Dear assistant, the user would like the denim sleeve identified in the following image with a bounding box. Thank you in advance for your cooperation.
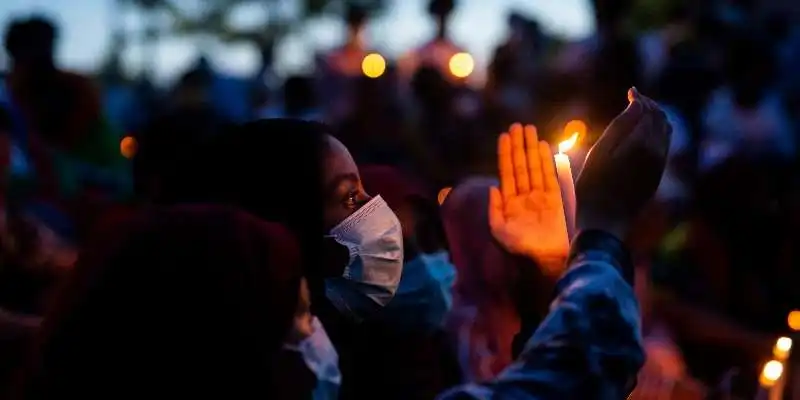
[437,230,645,400]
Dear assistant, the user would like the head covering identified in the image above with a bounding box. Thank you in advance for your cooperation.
[166,119,327,235]
[439,176,521,380]
[19,205,304,398]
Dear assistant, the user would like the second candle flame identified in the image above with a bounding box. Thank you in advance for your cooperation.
[558,133,579,154]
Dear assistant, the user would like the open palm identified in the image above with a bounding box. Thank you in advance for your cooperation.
[489,124,569,276]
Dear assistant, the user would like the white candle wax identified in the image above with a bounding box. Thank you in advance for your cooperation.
[555,152,576,239]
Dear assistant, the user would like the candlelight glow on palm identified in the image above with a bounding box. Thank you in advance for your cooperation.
[558,133,579,154]
[362,53,386,78]
[760,360,784,387]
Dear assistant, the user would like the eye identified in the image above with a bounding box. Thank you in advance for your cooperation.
[345,190,359,208]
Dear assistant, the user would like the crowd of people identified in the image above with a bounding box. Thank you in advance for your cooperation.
[0,0,798,398]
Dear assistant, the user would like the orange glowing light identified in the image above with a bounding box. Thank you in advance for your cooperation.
[788,310,800,331]
[448,53,474,78]
[438,187,453,205]
[558,133,579,154]
[564,120,587,138]
[362,53,386,78]
[120,136,138,159]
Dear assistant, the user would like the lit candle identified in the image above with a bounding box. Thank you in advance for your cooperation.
[774,337,793,360]
[555,133,578,239]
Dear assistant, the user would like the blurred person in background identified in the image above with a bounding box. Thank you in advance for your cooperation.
[440,175,535,381]
[259,75,320,121]
[652,155,796,397]
[2,16,129,207]
[317,5,372,123]
[335,74,407,167]
[486,13,541,124]
[398,0,464,84]
[701,30,796,169]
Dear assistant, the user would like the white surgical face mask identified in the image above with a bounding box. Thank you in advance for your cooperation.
[284,317,341,400]
[325,195,404,320]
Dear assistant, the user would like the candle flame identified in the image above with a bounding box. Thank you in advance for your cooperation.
[558,133,579,154]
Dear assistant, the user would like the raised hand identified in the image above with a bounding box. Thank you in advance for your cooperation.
[489,124,569,276]
[576,88,672,241]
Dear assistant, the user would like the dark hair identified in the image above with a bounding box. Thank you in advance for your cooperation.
[133,108,230,200]
[428,0,455,18]
[165,118,329,275]
[283,75,315,117]
[3,15,57,59]
[345,4,368,28]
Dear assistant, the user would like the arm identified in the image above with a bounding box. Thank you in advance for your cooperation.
[439,230,644,399]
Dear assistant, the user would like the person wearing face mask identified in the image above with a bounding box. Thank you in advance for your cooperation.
[162,120,456,399]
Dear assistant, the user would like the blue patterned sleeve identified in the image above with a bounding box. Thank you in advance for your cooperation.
[438,230,645,400]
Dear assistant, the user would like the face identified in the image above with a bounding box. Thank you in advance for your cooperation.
[321,135,371,230]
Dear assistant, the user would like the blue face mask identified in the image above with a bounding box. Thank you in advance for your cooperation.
[325,195,404,321]
[284,317,341,400]
[382,250,457,330]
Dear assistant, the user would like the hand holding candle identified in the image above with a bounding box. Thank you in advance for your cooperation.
[489,123,569,276]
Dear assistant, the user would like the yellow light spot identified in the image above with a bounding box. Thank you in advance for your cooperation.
[558,133,579,154]
[362,53,386,78]
[788,310,800,331]
[438,187,452,205]
[120,136,138,159]
[448,52,474,78]
[760,360,784,387]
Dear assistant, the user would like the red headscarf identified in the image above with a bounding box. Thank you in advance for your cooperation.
[440,176,522,381]
[17,205,304,398]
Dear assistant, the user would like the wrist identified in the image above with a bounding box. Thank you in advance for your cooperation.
[576,217,628,243]
[569,229,634,286]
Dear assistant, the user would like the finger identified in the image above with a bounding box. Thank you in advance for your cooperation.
[498,133,517,200]
[525,125,543,191]
[539,141,560,193]
[488,186,505,233]
[510,123,530,194]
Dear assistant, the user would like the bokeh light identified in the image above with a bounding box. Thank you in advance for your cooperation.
[438,187,453,205]
[448,52,474,78]
[564,120,587,138]
[760,360,784,386]
[362,53,386,78]
[788,310,800,330]
[120,136,138,159]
